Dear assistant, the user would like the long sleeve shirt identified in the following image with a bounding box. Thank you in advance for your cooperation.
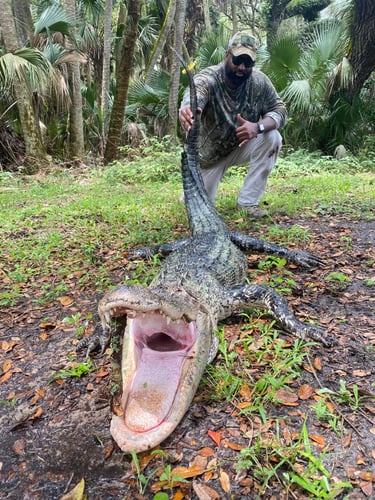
[180,63,287,167]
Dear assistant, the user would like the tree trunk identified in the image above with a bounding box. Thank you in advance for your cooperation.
[64,0,84,160]
[144,0,177,85]
[101,0,113,149]
[104,0,143,164]
[13,0,34,46]
[202,0,212,34]
[0,0,47,172]
[348,0,375,95]
[167,0,187,140]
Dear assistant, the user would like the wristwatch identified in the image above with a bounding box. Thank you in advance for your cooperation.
[257,122,265,133]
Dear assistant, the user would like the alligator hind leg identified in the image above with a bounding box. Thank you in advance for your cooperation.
[222,284,335,347]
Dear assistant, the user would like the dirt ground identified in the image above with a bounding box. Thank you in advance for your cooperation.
[0,213,374,499]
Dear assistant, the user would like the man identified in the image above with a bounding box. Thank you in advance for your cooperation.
[179,31,287,218]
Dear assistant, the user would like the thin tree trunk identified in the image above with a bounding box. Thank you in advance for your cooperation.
[144,0,177,85]
[64,0,84,160]
[167,0,187,140]
[101,0,113,149]
[104,0,143,164]
[0,0,47,172]
[202,0,212,33]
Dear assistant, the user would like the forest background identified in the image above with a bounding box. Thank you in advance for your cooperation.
[0,0,374,173]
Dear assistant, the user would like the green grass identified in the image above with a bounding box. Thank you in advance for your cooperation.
[0,147,374,497]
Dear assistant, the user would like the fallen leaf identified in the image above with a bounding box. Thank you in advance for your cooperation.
[225,441,244,451]
[192,481,220,500]
[219,469,231,493]
[39,322,56,330]
[29,407,43,420]
[275,389,299,406]
[309,434,326,447]
[353,370,371,377]
[173,490,185,500]
[199,447,215,457]
[3,360,12,372]
[59,296,74,307]
[298,384,314,400]
[342,430,352,448]
[359,481,373,497]
[1,339,19,352]
[60,478,85,500]
[0,371,13,384]
[208,430,221,447]
[313,357,322,371]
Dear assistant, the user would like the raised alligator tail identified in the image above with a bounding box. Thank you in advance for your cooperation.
[175,52,228,236]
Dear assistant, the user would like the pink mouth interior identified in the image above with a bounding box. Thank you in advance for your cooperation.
[124,312,196,433]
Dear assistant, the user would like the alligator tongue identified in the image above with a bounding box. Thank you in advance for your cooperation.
[125,334,191,432]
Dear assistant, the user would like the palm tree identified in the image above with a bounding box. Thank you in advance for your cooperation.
[0,0,48,171]
[105,0,144,163]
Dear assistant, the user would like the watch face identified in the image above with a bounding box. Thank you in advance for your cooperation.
[258,123,264,133]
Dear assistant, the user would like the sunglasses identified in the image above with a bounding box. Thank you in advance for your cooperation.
[231,54,254,68]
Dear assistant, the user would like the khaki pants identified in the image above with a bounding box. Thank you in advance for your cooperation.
[200,129,282,206]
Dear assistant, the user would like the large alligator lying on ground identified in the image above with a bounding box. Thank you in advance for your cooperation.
[81,66,331,453]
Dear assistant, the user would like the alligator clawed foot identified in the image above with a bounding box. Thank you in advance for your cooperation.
[289,250,324,269]
[77,324,111,359]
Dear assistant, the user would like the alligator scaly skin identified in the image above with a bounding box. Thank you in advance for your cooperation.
[83,64,332,453]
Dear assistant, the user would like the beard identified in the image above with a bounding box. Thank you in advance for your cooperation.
[224,65,251,87]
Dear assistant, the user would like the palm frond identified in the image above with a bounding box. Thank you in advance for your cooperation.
[34,4,74,36]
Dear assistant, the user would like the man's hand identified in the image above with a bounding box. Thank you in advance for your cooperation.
[235,114,258,147]
[179,105,202,131]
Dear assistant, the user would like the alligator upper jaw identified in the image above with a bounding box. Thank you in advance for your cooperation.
[107,308,212,453]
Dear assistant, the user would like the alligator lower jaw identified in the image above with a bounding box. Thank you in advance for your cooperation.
[110,310,206,453]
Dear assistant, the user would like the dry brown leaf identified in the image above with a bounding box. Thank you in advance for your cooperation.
[29,406,43,420]
[359,481,373,497]
[103,443,115,460]
[59,296,74,306]
[3,360,12,372]
[39,322,56,330]
[341,430,352,448]
[313,357,322,371]
[275,389,299,406]
[353,370,371,377]
[199,447,215,457]
[309,434,326,447]
[1,339,19,352]
[192,481,220,500]
[225,441,245,451]
[298,383,314,400]
[239,383,252,400]
[358,471,375,482]
[173,490,185,500]
[219,469,231,493]
[236,401,252,409]
[0,370,13,384]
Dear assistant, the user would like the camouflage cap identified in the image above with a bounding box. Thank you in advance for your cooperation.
[228,31,257,61]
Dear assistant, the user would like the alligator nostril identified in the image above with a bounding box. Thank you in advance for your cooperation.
[147,332,183,352]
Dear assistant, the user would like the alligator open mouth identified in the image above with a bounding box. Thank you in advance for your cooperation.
[123,311,196,432]
[110,310,200,451]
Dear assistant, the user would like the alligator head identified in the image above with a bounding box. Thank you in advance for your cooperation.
[98,284,218,453]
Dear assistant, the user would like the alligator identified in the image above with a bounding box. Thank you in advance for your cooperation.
[81,64,332,453]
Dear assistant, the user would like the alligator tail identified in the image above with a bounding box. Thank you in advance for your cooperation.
[176,53,228,237]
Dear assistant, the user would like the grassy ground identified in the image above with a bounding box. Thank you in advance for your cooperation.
[0,149,374,498]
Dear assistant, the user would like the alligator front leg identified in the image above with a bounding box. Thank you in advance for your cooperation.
[222,284,335,347]
[230,231,324,269]
[77,315,112,358]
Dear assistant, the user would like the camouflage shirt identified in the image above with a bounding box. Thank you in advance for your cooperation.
[180,63,287,167]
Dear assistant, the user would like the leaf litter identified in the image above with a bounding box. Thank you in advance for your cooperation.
[0,212,374,499]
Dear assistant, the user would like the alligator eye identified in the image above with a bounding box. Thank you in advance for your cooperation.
[147,332,184,352]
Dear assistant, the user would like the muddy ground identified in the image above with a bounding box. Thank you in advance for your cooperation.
[0,213,374,499]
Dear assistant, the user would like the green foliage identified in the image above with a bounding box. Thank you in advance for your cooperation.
[286,0,331,22]
[104,136,181,184]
